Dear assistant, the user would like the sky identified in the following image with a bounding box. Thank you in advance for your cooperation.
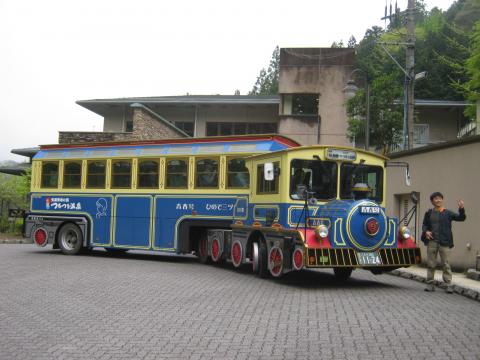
[0,0,455,162]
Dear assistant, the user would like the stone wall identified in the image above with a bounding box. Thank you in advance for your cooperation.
[131,107,186,140]
[58,131,134,144]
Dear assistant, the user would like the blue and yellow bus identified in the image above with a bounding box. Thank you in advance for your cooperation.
[25,134,420,278]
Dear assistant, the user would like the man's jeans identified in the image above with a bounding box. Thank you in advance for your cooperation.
[426,241,452,284]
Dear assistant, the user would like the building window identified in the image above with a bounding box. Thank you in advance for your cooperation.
[41,162,59,188]
[227,158,249,188]
[206,122,277,136]
[195,158,219,188]
[257,162,279,194]
[63,161,82,189]
[166,159,188,189]
[175,122,194,137]
[87,161,106,188]
[125,120,133,133]
[138,160,159,189]
[292,94,319,115]
[111,160,132,189]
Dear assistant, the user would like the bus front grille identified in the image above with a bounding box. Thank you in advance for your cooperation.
[306,248,421,267]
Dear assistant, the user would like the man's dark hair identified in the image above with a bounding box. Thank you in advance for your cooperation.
[430,192,443,201]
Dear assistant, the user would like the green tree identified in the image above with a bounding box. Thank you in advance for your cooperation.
[331,40,345,48]
[249,46,280,95]
[464,20,480,118]
[347,36,357,48]
[415,10,471,100]
[347,74,404,153]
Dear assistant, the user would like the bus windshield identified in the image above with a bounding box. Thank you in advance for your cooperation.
[290,159,337,200]
[340,163,383,202]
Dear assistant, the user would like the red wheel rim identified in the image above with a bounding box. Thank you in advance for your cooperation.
[34,228,47,247]
[211,238,220,262]
[269,247,283,277]
[293,248,303,270]
[231,241,242,267]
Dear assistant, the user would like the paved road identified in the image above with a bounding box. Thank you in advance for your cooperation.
[0,245,479,360]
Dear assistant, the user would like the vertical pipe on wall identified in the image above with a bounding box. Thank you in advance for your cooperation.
[317,115,321,144]
[194,104,198,137]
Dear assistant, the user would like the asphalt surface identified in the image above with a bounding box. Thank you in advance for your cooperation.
[0,245,479,360]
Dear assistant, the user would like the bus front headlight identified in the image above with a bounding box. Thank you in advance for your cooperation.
[400,226,411,239]
[315,225,329,239]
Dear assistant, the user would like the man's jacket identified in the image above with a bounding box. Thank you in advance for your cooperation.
[421,207,466,248]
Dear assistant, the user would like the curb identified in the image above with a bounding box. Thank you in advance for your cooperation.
[0,239,32,244]
[389,269,480,302]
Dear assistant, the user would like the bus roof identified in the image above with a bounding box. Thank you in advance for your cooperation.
[34,134,300,160]
[244,145,389,161]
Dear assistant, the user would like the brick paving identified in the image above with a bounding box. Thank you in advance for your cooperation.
[0,244,479,360]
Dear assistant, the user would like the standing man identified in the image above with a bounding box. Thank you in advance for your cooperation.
[422,192,466,293]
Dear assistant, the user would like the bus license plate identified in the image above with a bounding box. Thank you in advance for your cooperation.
[357,252,381,265]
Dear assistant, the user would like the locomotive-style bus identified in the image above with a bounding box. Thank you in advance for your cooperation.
[25,134,421,278]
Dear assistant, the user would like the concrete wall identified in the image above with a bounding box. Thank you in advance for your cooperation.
[278,48,355,146]
[386,137,480,270]
[103,107,132,132]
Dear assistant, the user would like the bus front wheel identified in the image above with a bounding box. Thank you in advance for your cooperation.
[58,223,83,255]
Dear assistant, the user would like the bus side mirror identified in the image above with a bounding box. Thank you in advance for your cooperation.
[264,162,274,181]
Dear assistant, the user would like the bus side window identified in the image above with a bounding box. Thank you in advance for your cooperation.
[138,160,159,189]
[257,162,279,194]
[63,161,82,189]
[195,158,219,188]
[87,161,106,189]
[41,162,59,188]
[111,160,132,189]
[166,159,188,189]
[227,158,249,188]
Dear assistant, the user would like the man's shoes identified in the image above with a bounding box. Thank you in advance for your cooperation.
[446,285,454,294]
[424,284,435,292]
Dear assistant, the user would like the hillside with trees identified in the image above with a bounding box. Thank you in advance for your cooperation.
[250,0,479,151]
[346,0,480,151]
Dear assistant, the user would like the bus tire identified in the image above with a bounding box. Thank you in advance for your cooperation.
[333,267,353,280]
[197,234,211,264]
[256,240,269,278]
[58,223,83,255]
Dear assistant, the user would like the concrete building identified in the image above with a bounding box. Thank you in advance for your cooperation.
[386,135,480,271]
[62,48,356,146]
[66,95,279,143]
[389,100,472,152]
[278,48,354,146]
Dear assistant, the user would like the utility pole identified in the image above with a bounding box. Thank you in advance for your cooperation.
[405,0,415,150]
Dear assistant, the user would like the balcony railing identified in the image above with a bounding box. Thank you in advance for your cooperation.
[457,122,477,138]
[390,124,430,153]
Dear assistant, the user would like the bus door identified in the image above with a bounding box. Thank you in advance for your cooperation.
[113,195,152,248]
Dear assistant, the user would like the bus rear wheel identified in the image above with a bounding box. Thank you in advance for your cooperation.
[58,223,83,255]
[197,235,211,264]
[333,267,353,280]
